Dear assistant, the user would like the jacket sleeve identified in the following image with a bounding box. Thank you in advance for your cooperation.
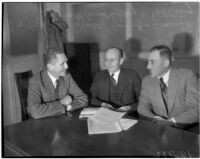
[137,78,156,119]
[27,78,65,119]
[133,71,142,101]
[67,74,88,110]
[173,71,199,124]
[130,72,142,111]
[90,73,103,106]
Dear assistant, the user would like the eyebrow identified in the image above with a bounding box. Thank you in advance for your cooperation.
[61,60,67,64]
[149,59,155,62]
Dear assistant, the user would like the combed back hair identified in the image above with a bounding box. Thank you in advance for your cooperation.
[150,45,173,64]
[106,47,123,58]
[43,48,64,66]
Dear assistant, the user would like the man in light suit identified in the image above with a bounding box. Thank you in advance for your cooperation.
[28,48,88,119]
[90,48,141,112]
[137,45,199,129]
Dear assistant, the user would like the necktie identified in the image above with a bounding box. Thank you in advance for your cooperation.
[55,79,60,99]
[110,74,117,87]
[160,78,167,94]
[159,77,168,114]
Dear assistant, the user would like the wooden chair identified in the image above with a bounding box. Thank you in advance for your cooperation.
[14,70,33,121]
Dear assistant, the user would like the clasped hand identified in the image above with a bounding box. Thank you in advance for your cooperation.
[101,102,131,112]
[60,95,72,105]
[152,116,174,127]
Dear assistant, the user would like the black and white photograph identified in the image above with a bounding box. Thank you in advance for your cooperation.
[1,1,200,157]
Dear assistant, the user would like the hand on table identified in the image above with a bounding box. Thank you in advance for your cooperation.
[152,116,174,127]
[117,105,131,112]
[101,102,114,110]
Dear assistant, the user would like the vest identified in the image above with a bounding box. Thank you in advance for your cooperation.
[109,81,121,108]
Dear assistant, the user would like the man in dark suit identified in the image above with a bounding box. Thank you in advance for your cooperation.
[138,45,199,129]
[90,48,141,112]
[28,48,88,119]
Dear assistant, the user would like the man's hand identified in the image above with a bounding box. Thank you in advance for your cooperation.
[152,117,175,127]
[60,95,72,105]
[153,116,165,120]
[101,102,114,109]
[117,105,131,112]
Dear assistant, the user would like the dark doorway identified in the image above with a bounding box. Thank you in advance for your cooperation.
[64,43,99,95]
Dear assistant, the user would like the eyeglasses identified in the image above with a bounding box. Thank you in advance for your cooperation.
[104,58,119,63]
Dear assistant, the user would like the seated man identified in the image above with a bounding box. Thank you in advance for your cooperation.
[137,45,199,128]
[28,48,88,119]
[90,48,141,112]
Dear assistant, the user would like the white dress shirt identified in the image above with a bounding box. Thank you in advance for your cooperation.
[47,71,58,88]
[158,69,171,87]
[109,69,120,84]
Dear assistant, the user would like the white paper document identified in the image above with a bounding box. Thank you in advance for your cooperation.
[79,107,100,119]
[118,118,138,130]
[87,107,138,135]
[89,107,126,123]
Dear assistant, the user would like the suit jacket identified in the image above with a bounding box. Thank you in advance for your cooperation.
[90,68,141,111]
[28,70,88,119]
[137,68,199,125]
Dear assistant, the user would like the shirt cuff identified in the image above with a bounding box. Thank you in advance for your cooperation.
[154,116,162,119]
[66,104,72,111]
[170,117,176,123]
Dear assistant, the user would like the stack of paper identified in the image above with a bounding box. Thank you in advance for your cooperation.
[79,107,100,119]
[87,107,138,135]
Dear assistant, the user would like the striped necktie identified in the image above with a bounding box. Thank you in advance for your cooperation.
[159,77,168,114]
[55,78,60,99]
[110,74,117,87]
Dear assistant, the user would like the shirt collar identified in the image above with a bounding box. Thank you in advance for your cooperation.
[109,69,120,84]
[47,71,57,84]
[109,69,120,77]
[158,69,171,86]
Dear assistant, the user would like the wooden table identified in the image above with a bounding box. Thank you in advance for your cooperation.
[3,110,199,157]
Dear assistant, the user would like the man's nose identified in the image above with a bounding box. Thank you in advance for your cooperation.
[64,62,68,69]
[147,63,151,70]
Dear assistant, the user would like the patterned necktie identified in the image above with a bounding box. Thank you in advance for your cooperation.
[159,78,167,94]
[55,78,60,99]
[110,74,117,87]
[159,77,168,114]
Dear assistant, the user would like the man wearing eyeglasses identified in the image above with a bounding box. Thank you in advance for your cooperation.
[90,47,141,112]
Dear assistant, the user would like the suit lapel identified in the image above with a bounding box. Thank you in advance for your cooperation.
[41,70,56,98]
[105,70,110,102]
[167,69,178,116]
[118,69,126,98]
[153,78,169,118]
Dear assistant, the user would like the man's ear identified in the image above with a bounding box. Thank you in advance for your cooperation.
[47,63,53,71]
[120,58,124,65]
[164,59,170,67]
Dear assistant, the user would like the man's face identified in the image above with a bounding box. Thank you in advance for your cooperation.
[147,50,166,77]
[48,53,68,77]
[105,49,123,74]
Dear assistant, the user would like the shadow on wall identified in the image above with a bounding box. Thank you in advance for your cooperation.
[123,37,149,79]
[122,33,199,79]
[171,32,193,57]
[171,32,199,76]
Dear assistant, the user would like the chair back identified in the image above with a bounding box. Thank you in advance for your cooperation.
[14,70,33,121]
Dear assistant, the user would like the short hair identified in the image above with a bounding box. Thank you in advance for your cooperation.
[106,47,123,58]
[43,48,64,66]
[150,45,172,64]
